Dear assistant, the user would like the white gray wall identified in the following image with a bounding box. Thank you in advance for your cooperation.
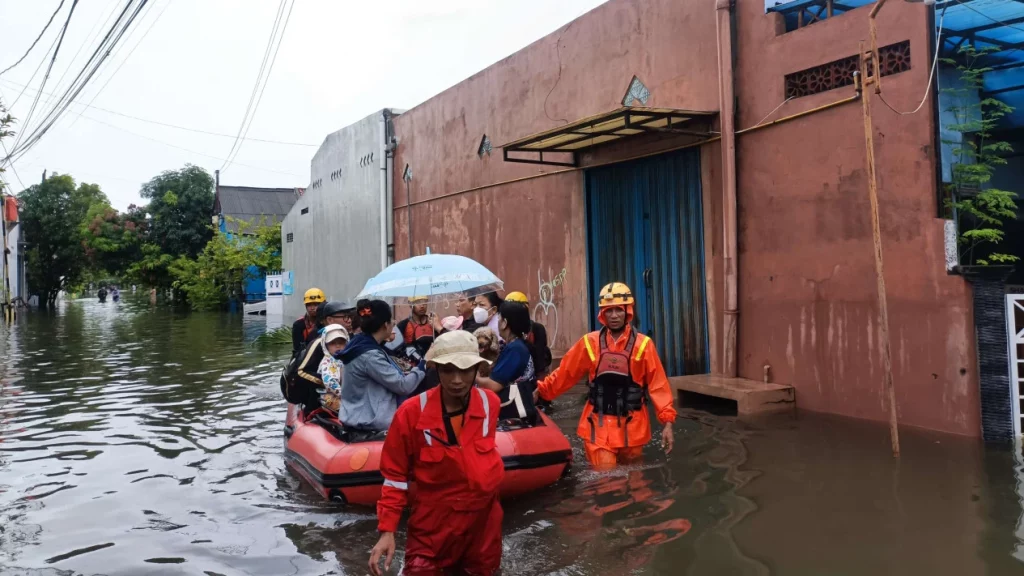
[281,110,395,318]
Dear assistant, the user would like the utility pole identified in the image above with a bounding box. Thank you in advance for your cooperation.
[858,0,901,457]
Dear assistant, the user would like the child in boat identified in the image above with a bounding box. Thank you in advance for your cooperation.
[317,324,349,414]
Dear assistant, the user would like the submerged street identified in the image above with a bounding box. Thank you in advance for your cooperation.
[0,298,1021,575]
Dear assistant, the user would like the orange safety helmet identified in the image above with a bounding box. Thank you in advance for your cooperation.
[598,282,634,308]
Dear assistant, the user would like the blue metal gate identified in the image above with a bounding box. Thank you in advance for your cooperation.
[585,148,710,376]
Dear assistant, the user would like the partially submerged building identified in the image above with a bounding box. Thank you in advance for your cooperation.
[213,179,301,302]
[280,109,399,319]
[389,0,1024,439]
[285,0,1024,440]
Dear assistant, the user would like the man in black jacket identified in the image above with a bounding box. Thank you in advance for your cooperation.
[292,288,326,356]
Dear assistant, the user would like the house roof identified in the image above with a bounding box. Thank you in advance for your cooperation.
[214,185,299,233]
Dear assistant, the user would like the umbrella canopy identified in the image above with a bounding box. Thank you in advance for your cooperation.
[356,254,503,305]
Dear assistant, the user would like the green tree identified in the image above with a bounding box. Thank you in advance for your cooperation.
[82,202,147,279]
[943,45,1020,266]
[140,164,215,259]
[169,218,282,310]
[18,174,94,308]
[0,99,12,194]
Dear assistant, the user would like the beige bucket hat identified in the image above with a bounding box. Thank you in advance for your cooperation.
[426,330,490,369]
[323,323,349,344]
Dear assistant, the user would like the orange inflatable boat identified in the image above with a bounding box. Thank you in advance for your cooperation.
[283,403,573,505]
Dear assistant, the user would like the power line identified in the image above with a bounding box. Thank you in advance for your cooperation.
[9,0,82,159]
[221,1,286,170]
[0,142,27,192]
[224,0,297,170]
[78,110,305,178]
[879,9,945,115]
[7,0,150,164]
[68,0,167,130]
[221,0,291,171]
[0,0,68,77]
[0,78,317,146]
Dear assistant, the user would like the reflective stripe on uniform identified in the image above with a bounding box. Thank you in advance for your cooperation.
[477,388,490,437]
[583,334,596,362]
[419,392,432,445]
[383,478,408,490]
[634,336,651,361]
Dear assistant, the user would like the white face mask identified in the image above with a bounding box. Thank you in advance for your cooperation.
[473,307,489,324]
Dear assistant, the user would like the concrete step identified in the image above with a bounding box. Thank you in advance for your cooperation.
[669,375,795,415]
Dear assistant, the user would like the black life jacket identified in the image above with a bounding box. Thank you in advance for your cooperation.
[587,327,646,417]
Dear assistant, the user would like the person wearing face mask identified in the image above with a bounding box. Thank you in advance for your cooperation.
[457,293,481,332]
[473,292,503,341]
[338,300,427,433]
[317,324,350,414]
[475,300,538,423]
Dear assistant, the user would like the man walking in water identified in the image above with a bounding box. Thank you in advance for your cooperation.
[535,282,675,469]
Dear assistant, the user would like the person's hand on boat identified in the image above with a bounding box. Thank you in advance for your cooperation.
[661,422,674,455]
[369,531,396,576]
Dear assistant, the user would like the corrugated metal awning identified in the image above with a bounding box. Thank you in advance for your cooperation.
[501,107,717,167]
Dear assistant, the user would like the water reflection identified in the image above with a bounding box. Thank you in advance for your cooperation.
[0,298,1023,575]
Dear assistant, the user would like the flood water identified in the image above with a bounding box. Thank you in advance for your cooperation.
[2,298,1024,575]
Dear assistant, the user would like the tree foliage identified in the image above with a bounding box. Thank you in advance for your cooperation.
[0,99,12,194]
[169,218,283,310]
[942,45,1020,266]
[140,165,215,259]
[82,202,147,278]
[18,174,96,307]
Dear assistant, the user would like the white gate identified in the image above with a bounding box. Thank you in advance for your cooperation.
[1005,294,1024,438]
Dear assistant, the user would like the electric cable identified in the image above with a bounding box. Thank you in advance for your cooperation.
[0,0,68,77]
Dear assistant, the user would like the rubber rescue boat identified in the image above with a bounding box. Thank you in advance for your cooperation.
[284,403,572,505]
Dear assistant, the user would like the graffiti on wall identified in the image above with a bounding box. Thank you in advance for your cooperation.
[535,267,567,346]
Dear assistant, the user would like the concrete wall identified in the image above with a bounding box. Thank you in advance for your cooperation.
[282,110,394,318]
[392,0,981,436]
[392,0,722,352]
[733,1,979,435]
[3,222,19,301]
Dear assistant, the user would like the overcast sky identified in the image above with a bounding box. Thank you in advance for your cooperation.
[0,0,608,210]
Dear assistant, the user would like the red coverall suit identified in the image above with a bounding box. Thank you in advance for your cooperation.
[378,386,505,576]
[537,305,677,468]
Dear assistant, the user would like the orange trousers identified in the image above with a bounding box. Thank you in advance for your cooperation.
[583,442,643,470]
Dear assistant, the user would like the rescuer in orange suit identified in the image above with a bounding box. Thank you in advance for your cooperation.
[535,282,676,469]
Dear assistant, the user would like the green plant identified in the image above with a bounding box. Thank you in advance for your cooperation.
[168,218,283,311]
[942,45,1019,266]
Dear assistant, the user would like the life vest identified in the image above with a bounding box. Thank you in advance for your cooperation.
[587,327,646,418]
[403,318,434,345]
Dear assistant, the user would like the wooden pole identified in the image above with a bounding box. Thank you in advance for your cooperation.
[859,42,901,458]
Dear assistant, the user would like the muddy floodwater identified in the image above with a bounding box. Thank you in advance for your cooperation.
[2,299,1024,575]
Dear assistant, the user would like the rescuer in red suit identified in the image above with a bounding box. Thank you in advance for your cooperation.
[370,330,504,576]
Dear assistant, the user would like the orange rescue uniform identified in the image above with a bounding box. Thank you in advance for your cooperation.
[537,325,676,466]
